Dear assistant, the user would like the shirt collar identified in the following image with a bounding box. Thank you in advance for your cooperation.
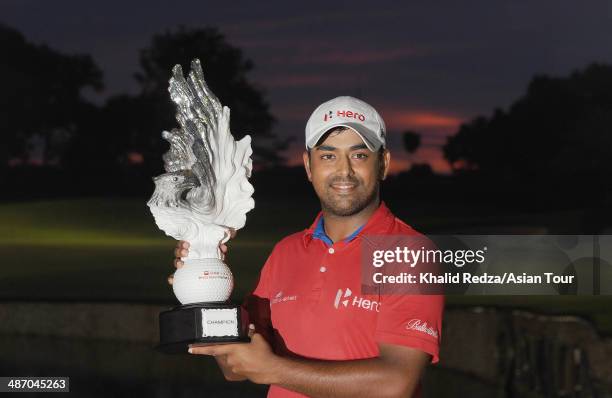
[312,216,334,246]
[302,201,394,247]
[312,216,365,247]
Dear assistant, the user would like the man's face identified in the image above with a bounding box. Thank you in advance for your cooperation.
[303,128,390,217]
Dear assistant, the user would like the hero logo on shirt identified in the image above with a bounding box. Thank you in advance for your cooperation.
[334,288,380,312]
[405,319,438,338]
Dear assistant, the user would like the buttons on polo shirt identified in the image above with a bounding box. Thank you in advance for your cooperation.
[328,247,335,254]
[319,266,327,273]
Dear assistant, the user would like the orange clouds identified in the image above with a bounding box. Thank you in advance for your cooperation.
[383,110,463,132]
[380,109,462,174]
[393,146,452,175]
[127,151,144,164]
[285,145,307,167]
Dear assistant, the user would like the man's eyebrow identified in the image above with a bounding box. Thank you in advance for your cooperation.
[315,143,368,151]
[315,145,336,151]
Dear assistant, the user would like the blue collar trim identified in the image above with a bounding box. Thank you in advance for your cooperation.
[312,217,364,247]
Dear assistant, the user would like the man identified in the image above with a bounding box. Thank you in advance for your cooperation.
[170,96,444,397]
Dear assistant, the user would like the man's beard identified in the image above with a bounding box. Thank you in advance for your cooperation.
[319,176,379,217]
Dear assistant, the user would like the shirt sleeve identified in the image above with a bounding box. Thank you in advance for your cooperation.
[374,294,444,363]
[242,246,277,344]
[373,232,444,363]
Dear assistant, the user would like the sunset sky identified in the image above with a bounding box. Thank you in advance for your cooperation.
[2,0,612,173]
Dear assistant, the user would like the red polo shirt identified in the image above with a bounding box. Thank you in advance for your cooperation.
[248,202,444,398]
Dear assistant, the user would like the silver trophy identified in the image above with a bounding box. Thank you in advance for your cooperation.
[147,59,255,353]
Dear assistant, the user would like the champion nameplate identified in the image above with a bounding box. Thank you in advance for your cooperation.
[201,308,239,337]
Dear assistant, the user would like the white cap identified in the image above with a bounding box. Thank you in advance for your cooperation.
[305,96,386,152]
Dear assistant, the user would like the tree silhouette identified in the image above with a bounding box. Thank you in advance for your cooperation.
[443,63,612,181]
[0,24,103,167]
[402,131,421,154]
[62,94,144,185]
[407,163,433,178]
[125,26,289,172]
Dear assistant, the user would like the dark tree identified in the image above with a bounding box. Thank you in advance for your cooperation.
[0,24,103,167]
[442,64,612,227]
[443,63,612,180]
[126,26,288,171]
[407,163,433,178]
[402,131,421,154]
[62,94,148,193]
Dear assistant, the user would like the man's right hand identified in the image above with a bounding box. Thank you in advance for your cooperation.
[167,240,229,285]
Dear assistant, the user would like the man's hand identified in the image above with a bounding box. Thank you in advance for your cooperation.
[188,325,429,398]
[188,325,280,385]
[167,229,234,285]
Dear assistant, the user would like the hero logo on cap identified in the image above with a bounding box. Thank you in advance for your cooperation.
[323,110,366,122]
[306,96,386,152]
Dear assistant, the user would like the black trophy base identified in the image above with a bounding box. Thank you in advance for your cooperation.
[157,301,250,354]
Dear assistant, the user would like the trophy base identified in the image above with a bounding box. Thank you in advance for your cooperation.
[157,301,250,354]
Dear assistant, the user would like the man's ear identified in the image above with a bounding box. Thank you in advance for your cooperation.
[380,149,391,181]
[303,151,312,182]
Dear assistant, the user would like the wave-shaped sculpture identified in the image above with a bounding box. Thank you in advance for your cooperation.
[147,59,255,304]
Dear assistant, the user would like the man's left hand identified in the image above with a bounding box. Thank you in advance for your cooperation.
[189,329,281,385]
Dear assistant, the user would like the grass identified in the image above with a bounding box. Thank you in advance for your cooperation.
[0,197,611,334]
[0,197,305,302]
